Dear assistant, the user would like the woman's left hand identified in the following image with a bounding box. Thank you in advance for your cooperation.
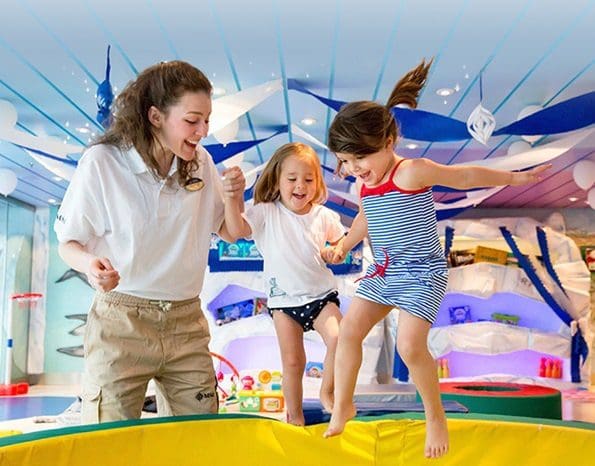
[221,166,246,200]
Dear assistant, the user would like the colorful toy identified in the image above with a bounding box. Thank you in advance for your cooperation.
[258,370,272,386]
[238,391,261,412]
[238,390,285,413]
[305,361,323,378]
[448,305,471,324]
[210,352,240,405]
[491,312,520,326]
[270,371,282,391]
[1,293,42,396]
[241,375,255,390]
[436,358,450,378]
[539,357,563,379]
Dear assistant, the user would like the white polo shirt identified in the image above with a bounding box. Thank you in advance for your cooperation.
[243,201,344,308]
[54,144,225,300]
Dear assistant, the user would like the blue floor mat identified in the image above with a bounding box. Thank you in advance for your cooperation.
[303,399,468,425]
[0,396,76,421]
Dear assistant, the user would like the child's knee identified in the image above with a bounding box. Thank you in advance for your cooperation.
[338,319,365,342]
[283,355,306,372]
[396,338,426,363]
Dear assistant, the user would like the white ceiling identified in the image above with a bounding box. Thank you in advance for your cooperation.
[0,0,594,208]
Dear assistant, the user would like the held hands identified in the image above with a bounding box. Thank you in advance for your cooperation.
[221,166,246,200]
[510,164,552,186]
[86,257,120,292]
[321,244,346,264]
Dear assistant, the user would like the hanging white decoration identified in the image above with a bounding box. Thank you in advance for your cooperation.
[222,152,245,169]
[572,159,595,190]
[588,187,595,210]
[0,100,18,129]
[517,105,543,143]
[458,128,593,170]
[238,161,258,189]
[466,73,495,146]
[291,124,329,152]
[467,103,496,145]
[213,116,239,145]
[25,149,76,182]
[209,79,282,135]
[507,140,532,157]
[0,168,18,196]
[0,99,82,157]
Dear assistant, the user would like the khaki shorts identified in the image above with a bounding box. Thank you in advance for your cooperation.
[81,291,217,424]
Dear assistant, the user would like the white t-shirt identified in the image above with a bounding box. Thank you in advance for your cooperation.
[54,144,225,300]
[243,201,344,308]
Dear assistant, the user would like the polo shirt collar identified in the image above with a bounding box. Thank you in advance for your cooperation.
[126,146,179,177]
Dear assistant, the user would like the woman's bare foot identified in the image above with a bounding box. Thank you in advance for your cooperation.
[319,389,334,413]
[323,403,356,437]
[286,411,305,426]
[425,415,449,458]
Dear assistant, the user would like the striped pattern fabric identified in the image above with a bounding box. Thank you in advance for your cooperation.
[356,169,448,323]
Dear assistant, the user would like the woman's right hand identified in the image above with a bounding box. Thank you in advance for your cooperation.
[86,257,120,292]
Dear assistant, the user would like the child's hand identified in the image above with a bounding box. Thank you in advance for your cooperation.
[87,257,120,292]
[322,245,346,264]
[221,166,246,200]
[511,164,552,185]
[321,246,335,263]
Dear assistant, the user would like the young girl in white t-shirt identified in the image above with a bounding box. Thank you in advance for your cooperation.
[233,142,345,425]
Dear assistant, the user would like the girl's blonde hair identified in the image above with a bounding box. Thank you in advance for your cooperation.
[253,142,327,205]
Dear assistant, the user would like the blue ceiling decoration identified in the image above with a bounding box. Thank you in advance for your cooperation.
[0,0,592,209]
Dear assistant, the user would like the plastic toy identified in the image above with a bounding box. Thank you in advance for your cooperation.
[270,371,282,391]
[491,312,520,326]
[0,293,42,396]
[241,375,255,390]
[448,305,471,324]
[305,361,323,378]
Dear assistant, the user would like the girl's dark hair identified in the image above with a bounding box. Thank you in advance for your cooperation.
[94,60,212,186]
[253,142,327,205]
[328,58,432,170]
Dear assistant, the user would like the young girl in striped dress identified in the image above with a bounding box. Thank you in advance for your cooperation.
[322,60,550,458]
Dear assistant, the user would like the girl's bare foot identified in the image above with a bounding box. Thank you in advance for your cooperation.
[323,403,356,437]
[319,389,334,413]
[425,415,449,458]
[286,411,305,426]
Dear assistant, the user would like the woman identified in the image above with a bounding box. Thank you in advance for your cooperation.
[55,61,246,423]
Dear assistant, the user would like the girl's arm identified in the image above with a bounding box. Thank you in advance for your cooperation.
[336,210,367,257]
[218,166,252,242]
[58,240,120,292]
[324,182,368,263]
[408,158,551,190]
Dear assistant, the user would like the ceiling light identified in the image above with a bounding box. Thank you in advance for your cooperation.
[212,87,226,96]
[405,143,418,149]
[48,198,57,204]
[76,127,91,134]
[436,88,455,97]
[52,176,63,182]
[301,117,317,126]
[568,197,578,202]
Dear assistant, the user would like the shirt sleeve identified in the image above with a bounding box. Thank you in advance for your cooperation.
[243,202,267,239]
[200,147,226,234]
[54,146,107,245]
[324,208,345,244]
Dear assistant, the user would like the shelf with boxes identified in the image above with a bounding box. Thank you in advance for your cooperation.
[429,218,591,384]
